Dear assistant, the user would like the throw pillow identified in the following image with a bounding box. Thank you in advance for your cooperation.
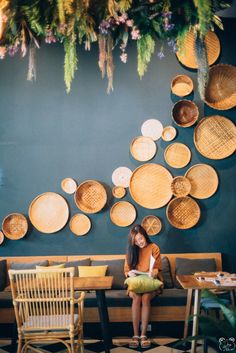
[91,259,125,289]
[10,260,49,270]
[161,256,174,289]
[124,275,163,294]
[36,263,65,278]
[52,258,91,276]
[175,258,216,288]
[0,260,7,291]
[78,265,108,277]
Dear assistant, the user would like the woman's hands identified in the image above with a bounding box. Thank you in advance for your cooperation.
[128,270,137,277]
[148,269,158,278]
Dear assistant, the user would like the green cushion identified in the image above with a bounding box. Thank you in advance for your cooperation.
[124,275,163,294]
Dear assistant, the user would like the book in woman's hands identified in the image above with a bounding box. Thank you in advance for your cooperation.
[131,270,149,275]
[131,255,156,276]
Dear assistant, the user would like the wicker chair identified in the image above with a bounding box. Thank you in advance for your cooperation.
[8,267,85,353]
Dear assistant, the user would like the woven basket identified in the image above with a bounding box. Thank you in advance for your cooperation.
[112,186,126,199]
[29,192,69,233]
[0,231,5,245]
[129,164,173,209]
[61,178,77,194]
[171,75,193,97]
[162,126,177,142]
[176,30,220,69]
[164,143,191,169]
[205,64,236,110]
[130,136,157,162]
[141,215,162,236]
[171,176,191,197]
[172,100,199,128]
[74,180,107,214]
[69,214,91,236]
[194,115,236,160]
[112,167,132,187]
[110,201,136,227]
[185,164,219,199]
[2,213,28,240]
[166,196,200,229]
[141,119,163,141]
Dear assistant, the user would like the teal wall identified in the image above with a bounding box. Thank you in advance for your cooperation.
[0,19,235,272]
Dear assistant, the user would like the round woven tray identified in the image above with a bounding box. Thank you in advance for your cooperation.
[29,192,69,233]
[164,143,191,168]
[141,119,163,141]
[130,136,157,162]
[61,178,77,194]
[110,201,136,227]
[69,214,91,236]
[185,164,219,199]
[171,176,191,197]
[112,167,132,188]
[172,100,199,128]
[112,186,126,199]
[141,215,162,236]
[0,231,5,245]
[2,213,28,240]
[205,64,236,110]
[74,180,107,214]
[162,126,177,142]
[176,30,220,69]
[129,164,173,209]
[171,75,193,97]
[166,196,201,229]
[194,115,236,160]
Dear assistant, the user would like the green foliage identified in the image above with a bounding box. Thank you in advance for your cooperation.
[64,35,78,93]
[195,31,209,100]
[193,0,213,36]
[137,34,155,78]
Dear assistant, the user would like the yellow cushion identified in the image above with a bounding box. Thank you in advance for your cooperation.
[78,265,108,277]
[36,263,65,278]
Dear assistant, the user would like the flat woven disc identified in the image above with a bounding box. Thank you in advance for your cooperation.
[2,213,28,240]
[130,136,157,161]
[112,167,132,187]
[74,180,107,214]
[141,119,163,141]
[185,164,218,199]
[29,193,69,233]
[176,30,220,69]
[61,178,77,194]
[112,186,126,199]
[110,201,136,227]
[194,116,236,160]
[129,164,173,209]
[164,143,191,168]
[0,231,5,245]
[141,215,162,236]
[171,176,191,197]
[166,196,201,229]
[162,126,177,142]
[69,214,91,236]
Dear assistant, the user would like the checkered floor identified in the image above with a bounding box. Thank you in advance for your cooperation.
[0,337,219,353]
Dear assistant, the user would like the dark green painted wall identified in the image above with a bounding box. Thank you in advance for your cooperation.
[0,19,235,271]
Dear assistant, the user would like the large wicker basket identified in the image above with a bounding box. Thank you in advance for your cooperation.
[166,196,200,229]
[2,213,28,240]
[172,100,199,128]
[74,180,107,214]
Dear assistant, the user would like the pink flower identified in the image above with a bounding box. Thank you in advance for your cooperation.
[131,27,141,40]
[0,46,6,59]
[118,13,128,23]
[126,19,133,27]
[120,52,127,63]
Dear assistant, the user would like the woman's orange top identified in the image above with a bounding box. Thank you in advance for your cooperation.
[124,243,162,280]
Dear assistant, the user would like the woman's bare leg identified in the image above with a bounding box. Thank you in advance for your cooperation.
[129,291,142,336]
[140,292,156,336]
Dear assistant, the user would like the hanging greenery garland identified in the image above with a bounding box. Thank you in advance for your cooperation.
[0,0,231,96]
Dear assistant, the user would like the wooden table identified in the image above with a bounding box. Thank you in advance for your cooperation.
[177,274,236,353]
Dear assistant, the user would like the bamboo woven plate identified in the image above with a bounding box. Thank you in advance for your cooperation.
[205,64,236,110]
[29,192,69,233]
[185,164,219,199]
[141,119,163,141]
[69,214,91,236]
[141,215,162,236]
[61,178,77,194]
[74,180,107,214]
[2,213,28,240]
[194,116,236,160]
[130,136,157,161]
[171,176,191,197]
[166,196,201,229]
[171,75,193,97]
[129,164,173,209]
[164,143,191,168]
[0,231,5,245]
[162,126,177,142]
[176,30,220,69]
[112,167,132,187]
[172,100,199,128]
[110,201,136,227]
[112,186,126,199]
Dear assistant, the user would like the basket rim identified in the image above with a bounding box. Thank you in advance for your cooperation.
[172,99,199,127]
[2,212,28,240]
[171,176,192,197]
[171,74,194,97]
[130,135,157,162]
[110,201,136,227]
[141,215,162,235]
[69,213,91,236]
[162,126,177,141]
[164,142,191,168]
[61,177,77,194]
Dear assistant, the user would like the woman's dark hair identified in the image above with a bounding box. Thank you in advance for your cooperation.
[127,224,152,269]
